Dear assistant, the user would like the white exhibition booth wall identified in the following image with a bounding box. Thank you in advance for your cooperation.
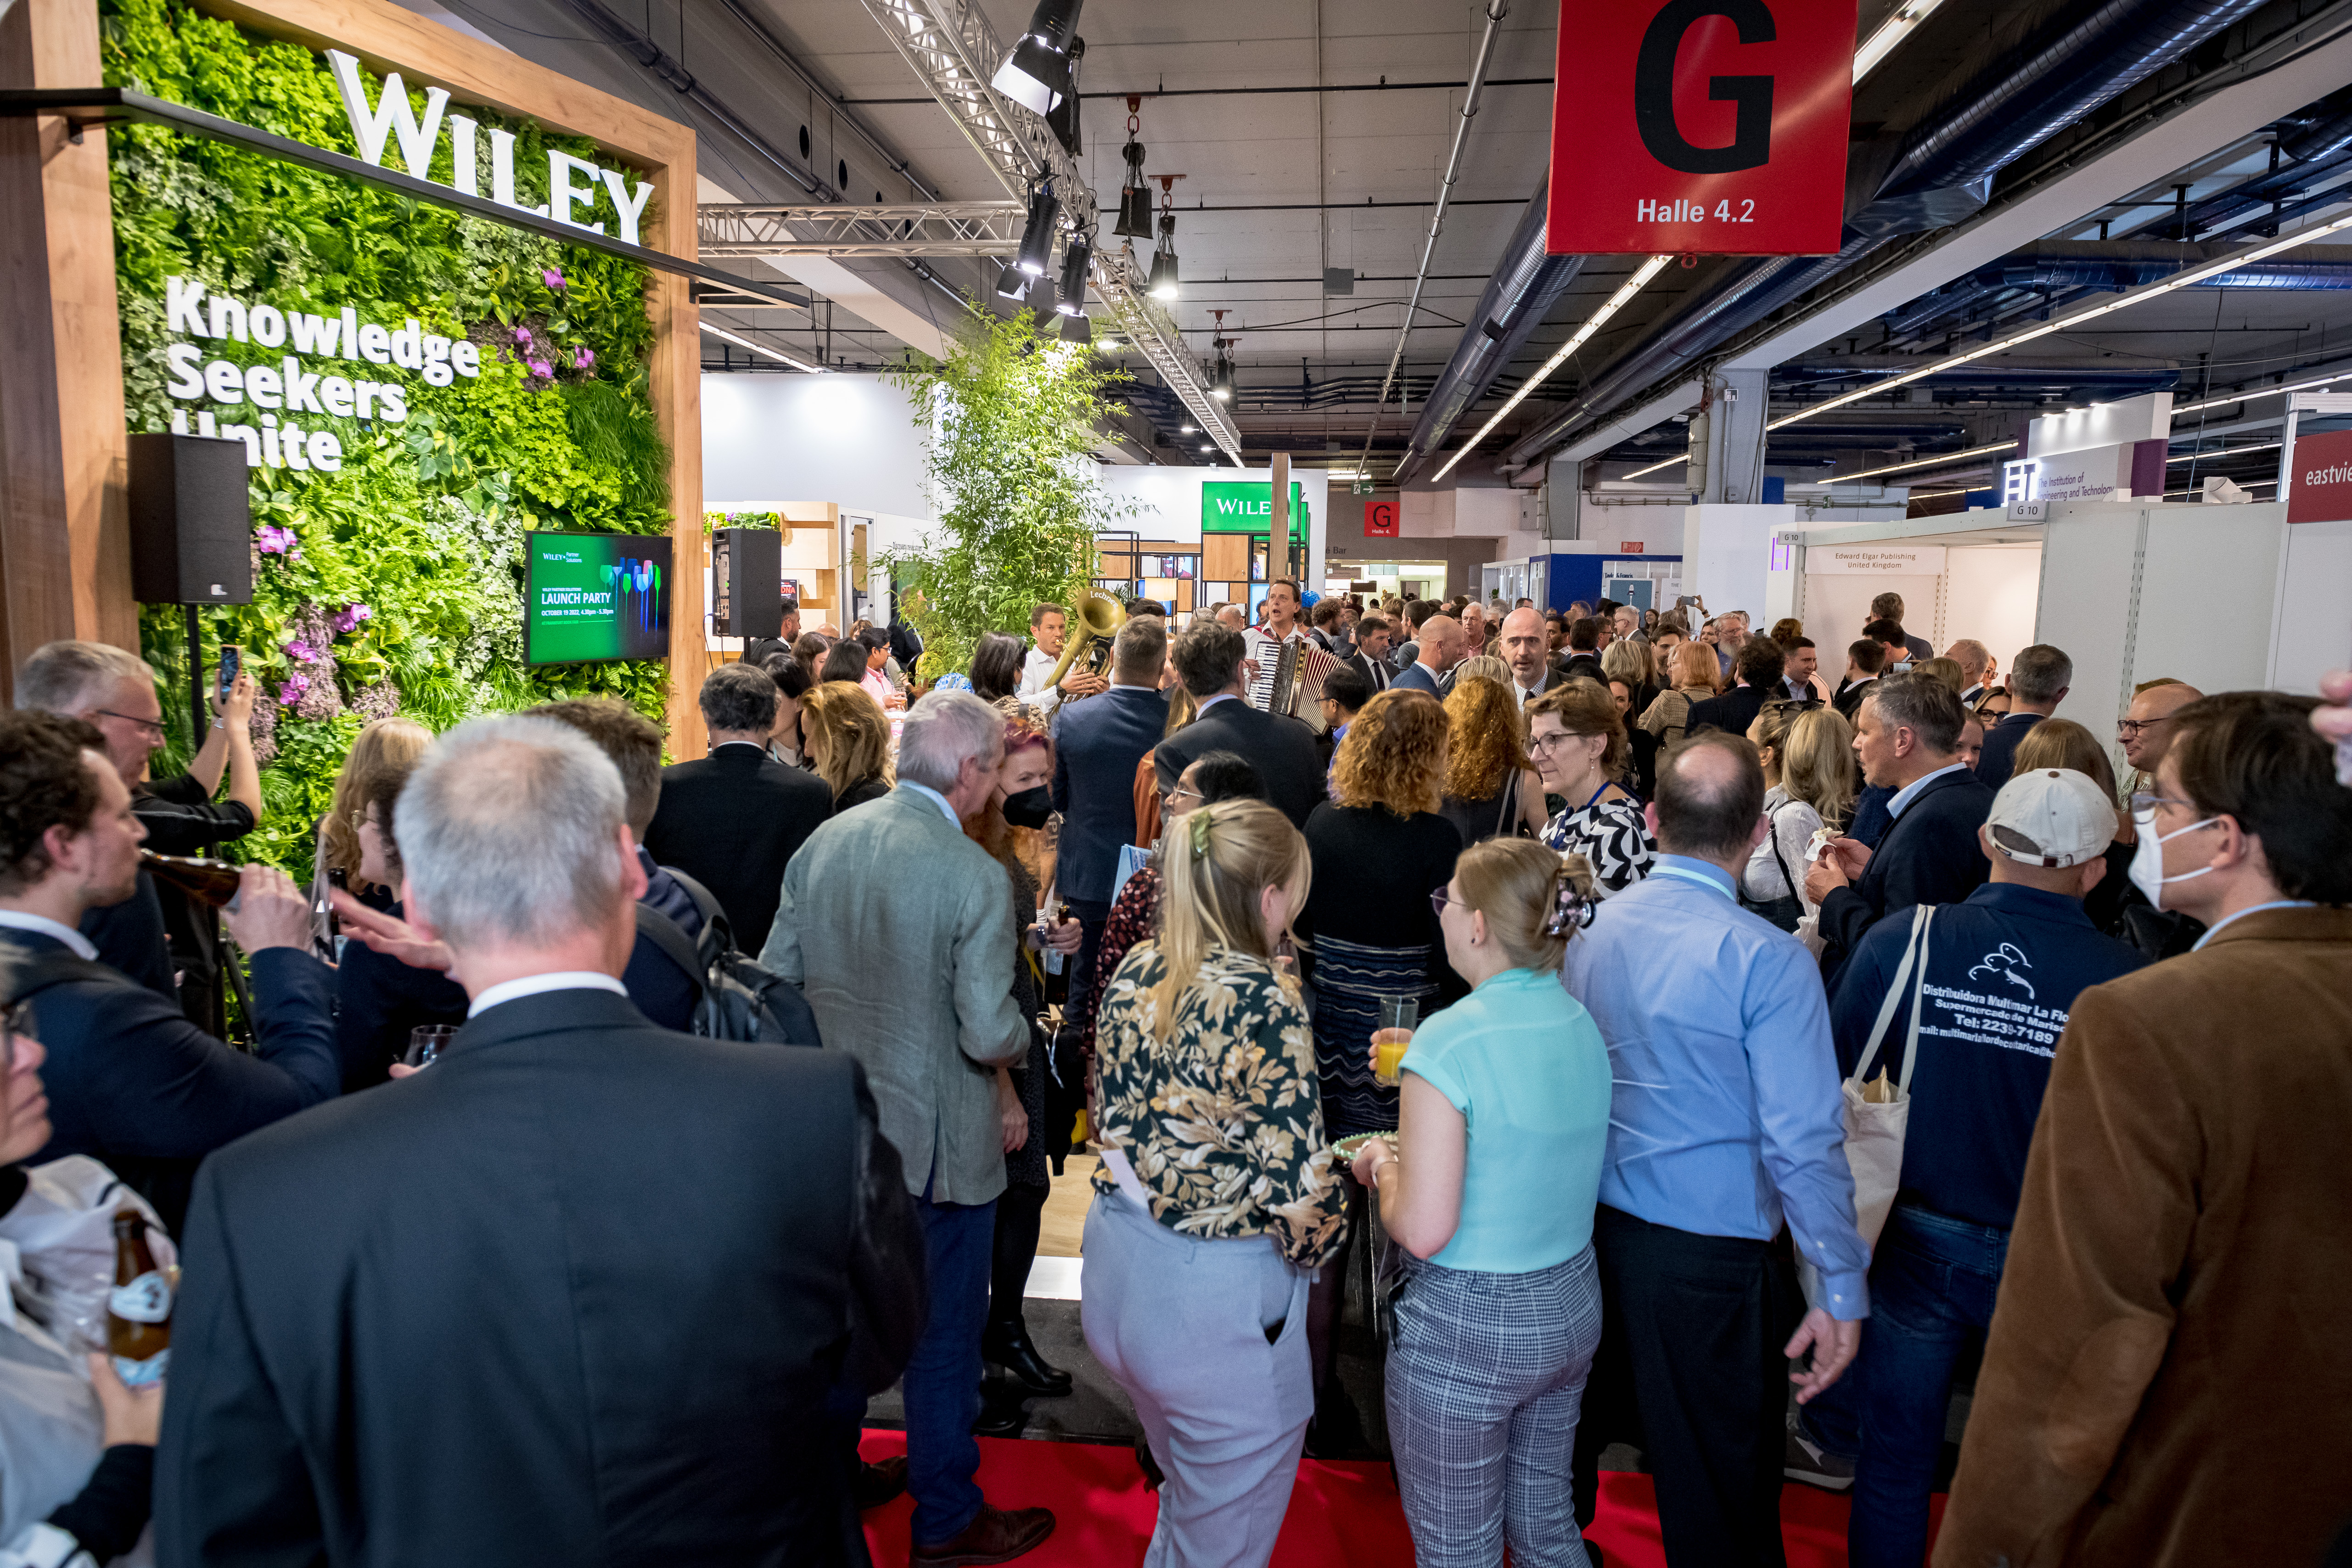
[1767,500,2349,743]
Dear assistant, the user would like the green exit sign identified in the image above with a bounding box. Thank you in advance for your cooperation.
[1352,478,1375,495]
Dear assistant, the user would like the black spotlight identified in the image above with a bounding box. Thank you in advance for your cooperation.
[1114,135,1151,239]
[992,0,1081,115]
[996,264,1031,301]
[1014,182,1061,277]
[1148,209,1179,300]
[1059,311,1093,344]
[1056,236,1091,315]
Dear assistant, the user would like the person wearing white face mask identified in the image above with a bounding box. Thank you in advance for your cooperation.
[1934,689,2352,1568]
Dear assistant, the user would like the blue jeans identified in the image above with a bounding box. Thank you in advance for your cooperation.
[904,1175,999,1546]
[1847,1203,2009,1568]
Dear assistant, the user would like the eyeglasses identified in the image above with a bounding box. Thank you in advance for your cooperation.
[2129,791,2200,815]
[1428,888,1460,918]
[2115,718,2172,739]
[1527,730,1587,755]
[93,709,167,742]
[1165,784,1203,808]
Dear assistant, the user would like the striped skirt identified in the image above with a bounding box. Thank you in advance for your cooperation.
[1308,935,1440,1140]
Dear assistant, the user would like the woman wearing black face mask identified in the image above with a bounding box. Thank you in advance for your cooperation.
[961,710,1083,1414]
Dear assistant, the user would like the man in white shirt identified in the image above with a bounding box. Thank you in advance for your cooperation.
[1244,579,1310,711]
[1018,602,1108,717]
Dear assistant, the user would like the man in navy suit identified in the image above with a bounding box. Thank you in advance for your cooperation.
[1156,624,1325,828]
[1974,644,2071,792]
[1807,674,1997,987]
[1392,614,1466,697]
[1050,619,1169,1035]
[0,711,337,1235]
[1686,637,1788,739]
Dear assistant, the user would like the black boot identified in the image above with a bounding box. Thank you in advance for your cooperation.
[982,1316,1074,1397]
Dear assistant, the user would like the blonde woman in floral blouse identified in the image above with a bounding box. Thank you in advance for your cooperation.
[1084,798,1347,1568]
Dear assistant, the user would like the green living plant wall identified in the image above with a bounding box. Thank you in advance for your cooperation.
[105,0,673,881]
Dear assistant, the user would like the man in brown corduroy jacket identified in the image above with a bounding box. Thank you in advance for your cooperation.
[1934,691,2352,1568]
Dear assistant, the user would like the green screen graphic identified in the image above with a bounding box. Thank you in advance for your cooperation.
[1201,481,1309,546]
[525,533,671,665]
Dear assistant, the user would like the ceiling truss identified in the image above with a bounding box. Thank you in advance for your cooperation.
[699,201,1026,258]
[854,0,1245,464]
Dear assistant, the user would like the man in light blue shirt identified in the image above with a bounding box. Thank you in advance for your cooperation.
[1564,730,1870,1565]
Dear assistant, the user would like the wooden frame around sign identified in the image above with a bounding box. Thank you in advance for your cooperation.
[0,0,709,752]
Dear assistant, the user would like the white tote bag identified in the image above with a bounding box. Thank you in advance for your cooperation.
[1799,903,1932,1311]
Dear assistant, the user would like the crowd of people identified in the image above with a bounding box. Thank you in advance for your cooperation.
[0,578,2347,1568]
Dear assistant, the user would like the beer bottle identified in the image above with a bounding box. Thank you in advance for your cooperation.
[140,850,242,910]
[105,1210,172,1388]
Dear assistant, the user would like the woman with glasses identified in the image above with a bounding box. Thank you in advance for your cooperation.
[1084,800,1346,1568]
[1529,682,1655,898]
[1742,705,1856,932]
[1350,839,1610,1568]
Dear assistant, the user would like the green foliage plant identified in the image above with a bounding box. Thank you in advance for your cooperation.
[881,307,1135,678]
[106,0,675,881]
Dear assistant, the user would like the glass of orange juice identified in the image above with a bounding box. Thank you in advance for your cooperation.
[1372,995,1418,1086]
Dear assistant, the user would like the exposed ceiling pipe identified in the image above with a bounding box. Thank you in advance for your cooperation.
[1493,0,2272,476]
[1387,180,1582,482]
[1883,250,2352,337]
[1352,0,1510,479]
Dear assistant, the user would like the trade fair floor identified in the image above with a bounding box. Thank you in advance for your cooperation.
[859,1159,1954,1564]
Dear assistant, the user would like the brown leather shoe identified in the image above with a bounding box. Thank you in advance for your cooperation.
[856,1456,908,1511]
[909,1503,1055,1567]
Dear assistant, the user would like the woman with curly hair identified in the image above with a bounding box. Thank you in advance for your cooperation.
[800,682,893,813]
[1439,676,1547,844]
[1529,680,1655,897]
[1297,687,1464,1452]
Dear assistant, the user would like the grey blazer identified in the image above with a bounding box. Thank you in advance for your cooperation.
[761,785,1028,1205]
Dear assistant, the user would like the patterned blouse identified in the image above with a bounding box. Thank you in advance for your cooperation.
[1091,943,1348,1266]
[1541,791,1656,897]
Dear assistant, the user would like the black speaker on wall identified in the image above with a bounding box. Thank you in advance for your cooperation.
[712,527,783,638]
[128,433,254,605]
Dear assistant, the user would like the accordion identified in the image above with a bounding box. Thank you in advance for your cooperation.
[1252,632,1342,733]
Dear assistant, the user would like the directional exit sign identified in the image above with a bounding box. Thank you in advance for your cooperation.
[1547,0,1856,256]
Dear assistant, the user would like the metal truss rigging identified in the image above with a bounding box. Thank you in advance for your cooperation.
[855,0,1245,463]
[699,201,1026,258]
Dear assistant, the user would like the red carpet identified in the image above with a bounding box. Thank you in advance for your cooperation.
[858,1430,1946,1566]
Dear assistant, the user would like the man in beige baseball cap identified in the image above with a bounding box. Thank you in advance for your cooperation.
[1818,764,2147,1564]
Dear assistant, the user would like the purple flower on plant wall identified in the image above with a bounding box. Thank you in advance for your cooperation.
[256,524,298,556]
[277,671,310,706]
[574,347,595,370]
[514,326,533,348]
[282,638,318,663]
[528,358,553,380]
[543,268,566,289]
[332,603,373,635]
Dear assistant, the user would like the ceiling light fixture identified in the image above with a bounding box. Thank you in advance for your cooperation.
[2166,439,2280,461]
[1433,253,1676,482]
[1825,438,2017,483]
[1114,96,1153,239]
[996,264,1032,301]
[990,0,1081,116]
[700,322,824,372]
[1852,0,1946,84]
[1014,180,1061,277]
[1769,209,2352,434]
[1056,235,1092,315]
[1149,212,1180,299]
[2174,372,2346,415]
[1059,311,1093,344]
[1622,453,1689,479]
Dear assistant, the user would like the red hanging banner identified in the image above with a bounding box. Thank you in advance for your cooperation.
[1546,0,1856,257]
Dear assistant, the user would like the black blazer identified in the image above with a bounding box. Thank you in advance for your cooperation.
[1155,697,1326,829]
[1686,683,1772,738]
[1560,653,1605,685]
[1344,652,1392,692]
[643,744,834,955]
[3,933,338,1235]
[155,988,925,1568]
[1818,767,1996,985]
[1050,684,1167,909]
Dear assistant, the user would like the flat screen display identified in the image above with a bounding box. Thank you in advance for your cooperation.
[523,532,671,665]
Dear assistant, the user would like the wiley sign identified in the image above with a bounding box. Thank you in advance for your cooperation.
[1547,0,1856,256]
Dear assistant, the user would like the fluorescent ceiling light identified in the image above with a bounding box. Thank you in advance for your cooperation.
[1768,208,2352,434]
[2166,440,2280,461]
[1622,453,1689,479]
[2174,372,2345,415]
[1852,0,1945,84]
[1433,253,1675,481]
[701,322,824,372]
[1825,438,2017,483]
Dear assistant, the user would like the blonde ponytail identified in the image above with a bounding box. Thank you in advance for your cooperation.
[1146,799,1310,1043]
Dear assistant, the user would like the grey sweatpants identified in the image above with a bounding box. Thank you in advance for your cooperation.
[1080,1189,1314,1568]
[1386,1244,1605,1568]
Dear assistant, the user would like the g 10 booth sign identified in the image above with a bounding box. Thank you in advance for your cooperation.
[153,48,657,472]
[1548,0,1856,255]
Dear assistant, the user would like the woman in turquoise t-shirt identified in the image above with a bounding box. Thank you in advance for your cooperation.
[1349,837,1612,1568]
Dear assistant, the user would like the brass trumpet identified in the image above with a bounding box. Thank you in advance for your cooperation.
[1041,591,1126,701]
